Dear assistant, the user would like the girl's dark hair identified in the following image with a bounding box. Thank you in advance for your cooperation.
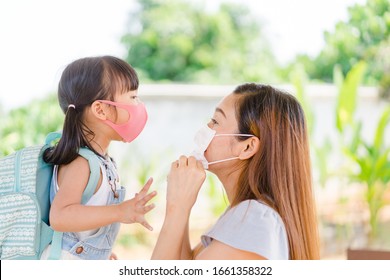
[44,56,139,164]
[232,83,320,259]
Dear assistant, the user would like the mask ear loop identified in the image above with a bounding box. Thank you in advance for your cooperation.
[214,133,256,138]
[207,157,240,166]
[207,134,256,166]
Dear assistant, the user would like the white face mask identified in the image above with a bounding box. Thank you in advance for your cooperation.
[191,125,255,169]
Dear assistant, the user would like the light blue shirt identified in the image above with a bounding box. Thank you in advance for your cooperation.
[201,199,289,259]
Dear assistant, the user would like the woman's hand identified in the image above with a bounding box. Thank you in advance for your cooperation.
[166,156,206,214]
[151,156,205,260]
[118,177,157,230]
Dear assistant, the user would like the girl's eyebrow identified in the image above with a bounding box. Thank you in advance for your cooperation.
[215,107,226,118]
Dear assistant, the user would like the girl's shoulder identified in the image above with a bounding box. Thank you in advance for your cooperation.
[60,155,90,170]
[57,156,92,183]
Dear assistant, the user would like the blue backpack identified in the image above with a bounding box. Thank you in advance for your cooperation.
[0,132,100,259]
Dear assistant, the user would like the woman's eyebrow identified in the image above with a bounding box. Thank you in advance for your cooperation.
[215,107,226,118]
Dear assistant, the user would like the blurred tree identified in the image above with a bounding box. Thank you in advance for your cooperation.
[0,94,63,156]
[121,0,279,83]
[294,0,390,97]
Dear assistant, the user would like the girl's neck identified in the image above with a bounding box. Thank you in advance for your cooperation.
[83,111,112,157]
[86,134,111,157]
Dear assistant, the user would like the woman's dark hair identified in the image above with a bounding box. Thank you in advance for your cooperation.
[44,56,139,164]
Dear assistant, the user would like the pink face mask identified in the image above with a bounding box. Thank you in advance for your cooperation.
[98,100,148,143]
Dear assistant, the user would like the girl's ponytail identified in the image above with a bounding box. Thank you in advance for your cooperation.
[44,103,93,164]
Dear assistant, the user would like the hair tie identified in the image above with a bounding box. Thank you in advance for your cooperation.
[68,104,76,109]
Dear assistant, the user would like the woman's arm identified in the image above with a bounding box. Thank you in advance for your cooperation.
[151,206,190,259]
[50,156,156,232]
[151,156,206,259]
[195,240,266,260]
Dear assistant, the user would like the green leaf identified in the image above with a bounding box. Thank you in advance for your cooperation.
[333,64,344,90]
[349,121,363,154]
[374,106,390,151]
[290,65,314,136]
[335,61,367,133]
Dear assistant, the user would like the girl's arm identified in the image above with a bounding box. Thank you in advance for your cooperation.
[50,156,156,232]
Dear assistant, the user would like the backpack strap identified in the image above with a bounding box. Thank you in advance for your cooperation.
[48,147,101,260]
[45,132,62,145]
[78,148,101,204]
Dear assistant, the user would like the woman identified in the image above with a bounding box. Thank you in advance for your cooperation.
[152,83,320,260]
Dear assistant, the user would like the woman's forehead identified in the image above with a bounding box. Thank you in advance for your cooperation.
[215,93,240,125]
[216,93,237,114]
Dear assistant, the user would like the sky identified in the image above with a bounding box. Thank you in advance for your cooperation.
[0,0,366,111]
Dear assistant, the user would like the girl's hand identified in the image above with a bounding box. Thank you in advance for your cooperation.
[166,155,206,213]
[109,252,118,260]
[118,177,157,230]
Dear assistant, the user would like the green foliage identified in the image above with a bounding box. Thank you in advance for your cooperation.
[335,61,390,239]
[295,0,390,95]
[122,0,279,83]
[0,94,63,156]
[293,60,390,241]
[335,61,367,133]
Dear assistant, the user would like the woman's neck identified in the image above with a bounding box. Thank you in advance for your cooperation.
[216,166,242,204]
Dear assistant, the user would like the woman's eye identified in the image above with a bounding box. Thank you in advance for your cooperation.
[211,118,218,125]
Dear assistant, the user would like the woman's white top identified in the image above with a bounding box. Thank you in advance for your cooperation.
[201,199,289,259]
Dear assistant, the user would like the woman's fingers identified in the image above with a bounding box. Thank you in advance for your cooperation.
[170,156,199,171]
[187,156,198,167]
[178,155,188,167]
[196,159,204,169]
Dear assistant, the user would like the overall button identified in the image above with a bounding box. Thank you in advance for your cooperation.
[75,246,84,254]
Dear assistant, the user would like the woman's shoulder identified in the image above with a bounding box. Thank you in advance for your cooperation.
[228,199,283,224]
[202,199,289,259]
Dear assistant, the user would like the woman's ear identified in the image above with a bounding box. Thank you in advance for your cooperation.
[90,100,108,120]
[238,137,260,160]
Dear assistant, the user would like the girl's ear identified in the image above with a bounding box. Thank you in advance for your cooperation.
[238,137,260,160]
[90,100,108,120]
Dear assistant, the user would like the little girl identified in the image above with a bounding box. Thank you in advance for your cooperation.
[41,55,156,260]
